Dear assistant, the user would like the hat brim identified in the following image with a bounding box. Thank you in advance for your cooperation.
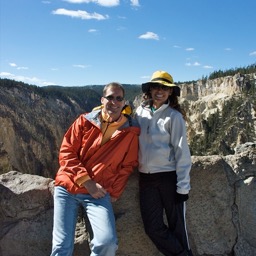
[141,82,180,96]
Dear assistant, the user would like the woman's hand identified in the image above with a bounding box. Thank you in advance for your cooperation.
[175,193,189,203]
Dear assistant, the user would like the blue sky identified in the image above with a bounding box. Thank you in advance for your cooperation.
[1,0,256,87]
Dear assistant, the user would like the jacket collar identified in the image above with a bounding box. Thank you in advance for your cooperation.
[142,99,170,113]
[84,109,101,127]
[84,110,139,133]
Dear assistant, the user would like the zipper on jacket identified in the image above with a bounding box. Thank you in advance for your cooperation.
[147,125,149,134]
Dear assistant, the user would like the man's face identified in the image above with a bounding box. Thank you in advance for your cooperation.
[101,86,125,117]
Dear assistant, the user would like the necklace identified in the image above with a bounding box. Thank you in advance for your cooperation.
[151,106,157,112]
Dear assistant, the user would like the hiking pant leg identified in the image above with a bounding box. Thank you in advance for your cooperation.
[51,186,79,256]
[80,193,118,256]
[139,173,183,256]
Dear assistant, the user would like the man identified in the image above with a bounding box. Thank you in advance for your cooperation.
[50,82,140,256]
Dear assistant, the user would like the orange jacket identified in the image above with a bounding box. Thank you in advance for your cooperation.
[55,110,140,199]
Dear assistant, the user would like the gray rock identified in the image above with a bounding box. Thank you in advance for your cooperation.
[0,144,256,256]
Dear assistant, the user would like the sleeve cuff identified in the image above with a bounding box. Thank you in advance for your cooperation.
[76,175,91,187]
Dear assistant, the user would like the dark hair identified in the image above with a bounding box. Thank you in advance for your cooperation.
[143,90,187,120]
[103,82,125,97]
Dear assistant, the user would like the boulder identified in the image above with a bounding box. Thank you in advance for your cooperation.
[0,143,255,256]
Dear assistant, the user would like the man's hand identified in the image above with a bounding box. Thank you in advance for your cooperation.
[111,197,117,203]
[83,179,107,199]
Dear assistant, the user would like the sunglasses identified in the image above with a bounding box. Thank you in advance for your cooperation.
[103,95,124,102]
[150,83,171,91]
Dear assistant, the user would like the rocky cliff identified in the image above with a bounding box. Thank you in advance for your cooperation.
[0,143,255,256]
[181,73,256,155]
[0,80,101,178]
[0,73,255,178]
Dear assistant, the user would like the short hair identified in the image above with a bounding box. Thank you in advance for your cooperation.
[103,82,125,96]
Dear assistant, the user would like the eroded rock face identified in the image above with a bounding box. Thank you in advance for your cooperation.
[0,81,101,178]
[0,143,255,256]
[1,73,256,178]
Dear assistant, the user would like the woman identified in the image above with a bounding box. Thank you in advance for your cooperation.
[135,71,193,256]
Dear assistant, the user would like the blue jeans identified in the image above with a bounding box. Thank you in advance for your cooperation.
[50,186,118,256]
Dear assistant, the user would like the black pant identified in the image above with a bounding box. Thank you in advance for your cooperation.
[139,172,192,256]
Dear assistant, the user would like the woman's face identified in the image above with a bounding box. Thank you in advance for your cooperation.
[150,83,173,108]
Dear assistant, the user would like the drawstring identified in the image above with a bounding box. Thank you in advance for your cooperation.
[102,122,110,138]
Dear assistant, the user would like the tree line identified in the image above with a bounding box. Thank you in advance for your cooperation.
[206,63,256,80]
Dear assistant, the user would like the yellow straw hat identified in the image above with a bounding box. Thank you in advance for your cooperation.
[142,70,180,96]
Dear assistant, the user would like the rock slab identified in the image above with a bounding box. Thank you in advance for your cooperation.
[0,143,256,256]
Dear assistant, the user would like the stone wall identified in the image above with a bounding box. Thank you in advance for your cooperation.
[0,143,255,256]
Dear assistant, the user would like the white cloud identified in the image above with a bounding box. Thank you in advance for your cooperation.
[9,63,28,70]
[118,15,126,19]
[62,0,139,7]
[0,72,56,86]
[63,0,120,7]
[88,29,98,33]
[52,8,109,20]
[185,48,195,51]
[17,66,29,70]
[203,65,213,69]
[249,51,256,56]
[139,32,159,40]
[173,45,181,48]
[63,0,89,3]
[73,64,89,68]
[224,48,232,51]
[185,62,200,66]
[97,0,119,6]
[130,0,140,7]
[0,72,13,76]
